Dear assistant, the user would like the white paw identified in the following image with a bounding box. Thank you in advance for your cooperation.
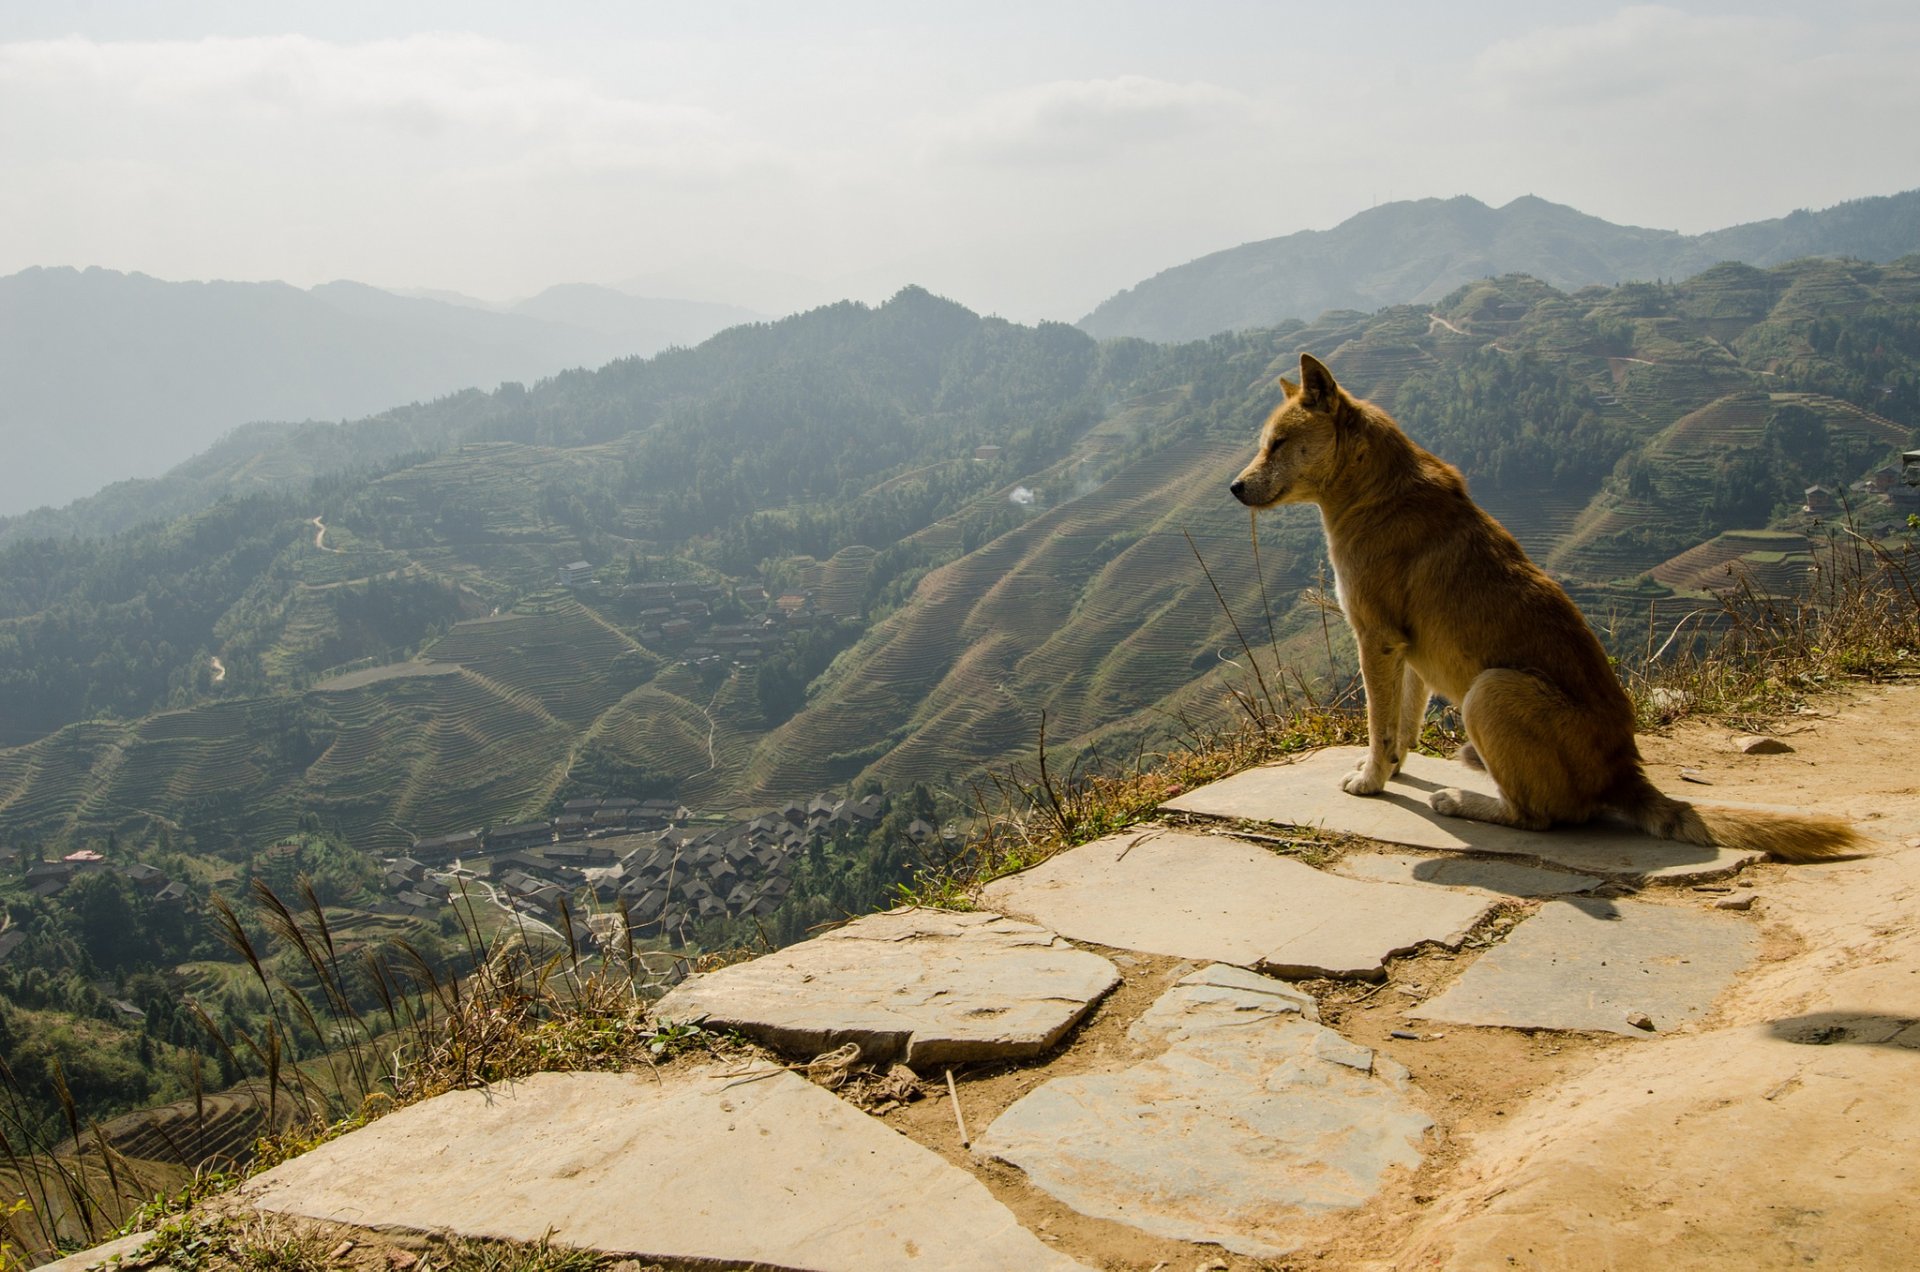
[1342,767,1388,796]
[1431,788,1466,817]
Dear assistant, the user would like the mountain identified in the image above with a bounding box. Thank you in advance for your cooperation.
[1079,190,1920,343]
[2,262,1916,852]
[0,269,761,517]
[510,284,763,356]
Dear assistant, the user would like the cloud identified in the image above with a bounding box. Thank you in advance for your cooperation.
[932,74,1254,166]
[0,34,751,178]
[1471,5,1887,112]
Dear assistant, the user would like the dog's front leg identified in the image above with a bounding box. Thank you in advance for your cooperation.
[1342,640,1403,795]
[1395,661,1428,768]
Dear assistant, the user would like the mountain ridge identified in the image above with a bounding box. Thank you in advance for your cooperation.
[1079,189,1920,343]
[0,267,762,516]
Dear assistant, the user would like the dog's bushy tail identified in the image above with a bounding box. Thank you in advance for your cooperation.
[1615,778,1862,863]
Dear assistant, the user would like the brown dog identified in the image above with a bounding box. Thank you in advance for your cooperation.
[1230,353,1858,861]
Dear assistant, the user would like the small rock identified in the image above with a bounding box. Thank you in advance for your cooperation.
[1651,687,1691,714]
[1714,894,1757,911]
[1737,879,1755,888]
[387,1252,418,1271]
[1626,1012,1655,1031]
[1735,734,1793,755]
[1679,768,1712,784]
[1389,1029,1421,1040]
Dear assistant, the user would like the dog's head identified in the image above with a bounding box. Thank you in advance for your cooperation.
[1229,353,1353,509]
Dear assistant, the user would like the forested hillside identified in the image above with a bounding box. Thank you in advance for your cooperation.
[2,261,1917,1137]
[0,260,1915,853]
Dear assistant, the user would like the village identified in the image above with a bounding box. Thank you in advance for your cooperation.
[389,790,944,947]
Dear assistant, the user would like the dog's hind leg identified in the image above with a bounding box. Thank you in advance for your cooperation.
[1430,668,1595,832]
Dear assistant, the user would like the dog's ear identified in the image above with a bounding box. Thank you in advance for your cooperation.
[1277,376,1300,399]
[1299,354,1341,410]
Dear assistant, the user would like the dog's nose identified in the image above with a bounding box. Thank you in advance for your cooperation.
[1229,478,1248,501]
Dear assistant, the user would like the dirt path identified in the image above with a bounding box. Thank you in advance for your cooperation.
[309,515,340,553]
[1378,683,1920,1269]
[208,656,225,684]
[1427,310,1469,336]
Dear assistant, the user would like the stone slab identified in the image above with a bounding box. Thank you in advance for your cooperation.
[977,964,1431,1258]
[1409,896,1759,1037]
[1164,746,1766,881]
[1334,850,1603,896]
[654,907,1119,1064]
[981,829,1492,978]
[32,1230,155,1272]
[243,1068,1083,1272]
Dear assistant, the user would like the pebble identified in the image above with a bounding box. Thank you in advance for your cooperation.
[1390,1029,1421,1040]
[1735,734,1793,755]
[1714,894,1757,911]
[1680,768,1712,784]
[1626,1013,1656,1031]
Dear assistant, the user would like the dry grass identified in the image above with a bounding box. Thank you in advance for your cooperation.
[1626,530,1919,729]
[1,881,742,1266]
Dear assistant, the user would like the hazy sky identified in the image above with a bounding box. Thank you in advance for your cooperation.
[3,1,1916,321]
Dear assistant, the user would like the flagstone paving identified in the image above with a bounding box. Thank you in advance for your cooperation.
[1409,895,1760,1036]
[242,1067,1086,1272]
[981,828,1493,978]
[653,907,1119,1064]
[976,963,1432,1258]
[1334,849,1604,896]
[1164,746,1767,881]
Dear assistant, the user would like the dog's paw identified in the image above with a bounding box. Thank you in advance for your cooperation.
[1342,767,1388,796]
[1430,787,1467,818]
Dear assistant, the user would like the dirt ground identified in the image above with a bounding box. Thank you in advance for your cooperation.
[883,682,1920,1270]
[55,684,1919,1272]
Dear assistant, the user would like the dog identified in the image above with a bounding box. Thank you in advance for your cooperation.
[1229,353,1859,862]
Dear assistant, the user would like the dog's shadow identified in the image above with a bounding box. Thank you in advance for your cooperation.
[1343,772,1752,919]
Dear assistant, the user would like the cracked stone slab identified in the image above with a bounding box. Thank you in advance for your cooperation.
[1164,746,1766,881]
[243,1068,1084,1272]
[653,907,1118,1064]
[977,964,1431,1258]
[981,829,1492,978]
[1335,850,1603,897]
[1409,896,1759,1037]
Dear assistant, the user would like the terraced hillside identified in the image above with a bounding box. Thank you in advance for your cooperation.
[2,263,1915,850]
[1650,530,1818,596]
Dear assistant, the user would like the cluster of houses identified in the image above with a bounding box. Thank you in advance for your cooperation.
[1,844,190,909]
[387,792,938,943]
[1806,462,1920,535]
